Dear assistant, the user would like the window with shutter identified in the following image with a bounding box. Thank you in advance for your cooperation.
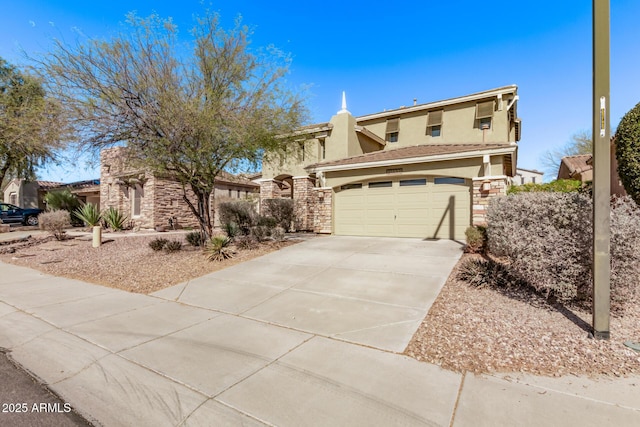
[426,110,443,137]
[427,110,443,127]
[385,118,399,142]
[476,100,495,119]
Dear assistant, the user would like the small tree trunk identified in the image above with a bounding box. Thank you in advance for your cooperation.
[181,185,214,244]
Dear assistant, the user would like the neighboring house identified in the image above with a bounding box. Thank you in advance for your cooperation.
[557,154,593,183]
[2,179,99,210]
[100,147,259,230]
[557,137,626,197]
[512,168,543,185]
[260,85,522,240]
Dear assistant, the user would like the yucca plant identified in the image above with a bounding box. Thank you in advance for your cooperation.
[205,235,234,261]
[103,206,128,231]
[74,203,102,227]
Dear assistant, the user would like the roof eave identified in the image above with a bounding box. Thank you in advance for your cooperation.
[356,85,518,122]
[306,146,517,174]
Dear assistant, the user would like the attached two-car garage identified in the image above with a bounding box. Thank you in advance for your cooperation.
[334,176,471,240]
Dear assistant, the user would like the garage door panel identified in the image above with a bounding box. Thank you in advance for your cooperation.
[334,178,470,239]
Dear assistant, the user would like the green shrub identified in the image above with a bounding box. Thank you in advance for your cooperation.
[149,238,169,251]
[250,225,271,242]
[44,189,82,212]
[74,203,102,227]
[458,258,520,289]
[487,193,640,311]
[257,215,278,228]
[185,231,203,247]
[271,226,286,242]
[103,207,128,231]
[218,200,256,235]
[234,235,257,250]
[464,226,486,253]
[615,102,640,204]
[262,198,295,232]
[38,210,70,241]
[507,179,582,195]
[164,240,182,253]
[205,235,234,261]
[222,222,240,240]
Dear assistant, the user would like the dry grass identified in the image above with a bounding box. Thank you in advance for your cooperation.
[405,254,640,378]
[1,233,297,294]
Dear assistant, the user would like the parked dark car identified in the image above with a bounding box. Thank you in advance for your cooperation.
[0,203,43,226]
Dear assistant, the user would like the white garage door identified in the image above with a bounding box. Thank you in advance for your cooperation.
[334,177,470,239]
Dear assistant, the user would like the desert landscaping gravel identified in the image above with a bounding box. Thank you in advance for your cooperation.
[405,254,640,378]
[1,233,296,294]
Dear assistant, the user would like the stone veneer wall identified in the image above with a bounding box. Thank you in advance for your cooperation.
[293,177,315,231]
[153,178,200,229]
[312,188,332,234]
[259,179,281,210]
[101,147,154,229]
[472,177,507,226]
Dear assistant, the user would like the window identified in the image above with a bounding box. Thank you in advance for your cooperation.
[532,177,536,184]
[369,181,392,188]
[9,192,17,205]
[385,118,400,142]
[426,110,443,137]
[476,100,494,130]
[228,189,232,197]
[132,184,142,217]
[479,117,491,129]
[237,190,241,198]
[320,141,326,159]
[340,183,362,190]
[399,179,427,186]
[299,142,305,161]
[434,177,466,185]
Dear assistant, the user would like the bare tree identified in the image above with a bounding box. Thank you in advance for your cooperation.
[38,11,307,239]
[0,57,66,188]
[540,130,593,177]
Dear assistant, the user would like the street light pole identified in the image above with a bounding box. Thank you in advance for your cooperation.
[592,0,611,340]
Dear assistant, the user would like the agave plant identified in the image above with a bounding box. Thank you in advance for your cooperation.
[74,203,102,227]
[205,235,234,261]
[102,206,128,231]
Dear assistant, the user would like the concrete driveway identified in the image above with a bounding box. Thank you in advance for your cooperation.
[153,236,463,352]
[3,236,637,426]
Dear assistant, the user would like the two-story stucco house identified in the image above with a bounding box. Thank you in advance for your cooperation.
[259,85,521,240]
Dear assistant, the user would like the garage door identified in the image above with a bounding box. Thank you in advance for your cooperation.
[334,177,470,239]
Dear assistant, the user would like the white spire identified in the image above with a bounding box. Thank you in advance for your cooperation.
[338,91,350,114]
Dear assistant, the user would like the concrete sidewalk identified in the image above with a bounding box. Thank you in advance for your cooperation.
[1,237,639,426]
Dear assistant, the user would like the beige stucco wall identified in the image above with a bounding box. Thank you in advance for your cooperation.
[356,98,514,146]
[262,139,320,179]
[3,181,20,204]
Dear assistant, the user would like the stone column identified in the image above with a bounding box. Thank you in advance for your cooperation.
[313,188,332,234]
[471,176,507,226]
[258,179,281,215]
[293,176,315,231]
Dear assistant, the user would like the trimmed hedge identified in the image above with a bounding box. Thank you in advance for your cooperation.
[487,192,640,311]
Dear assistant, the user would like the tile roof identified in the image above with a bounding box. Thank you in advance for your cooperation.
[559,154,592,176]
[307,143,514,169]
[216,170,259,187]
[36,181,64,189]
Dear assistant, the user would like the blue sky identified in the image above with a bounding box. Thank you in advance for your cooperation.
[2,0,639,182]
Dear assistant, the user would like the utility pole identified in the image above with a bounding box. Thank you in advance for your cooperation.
[592,0,611,340]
